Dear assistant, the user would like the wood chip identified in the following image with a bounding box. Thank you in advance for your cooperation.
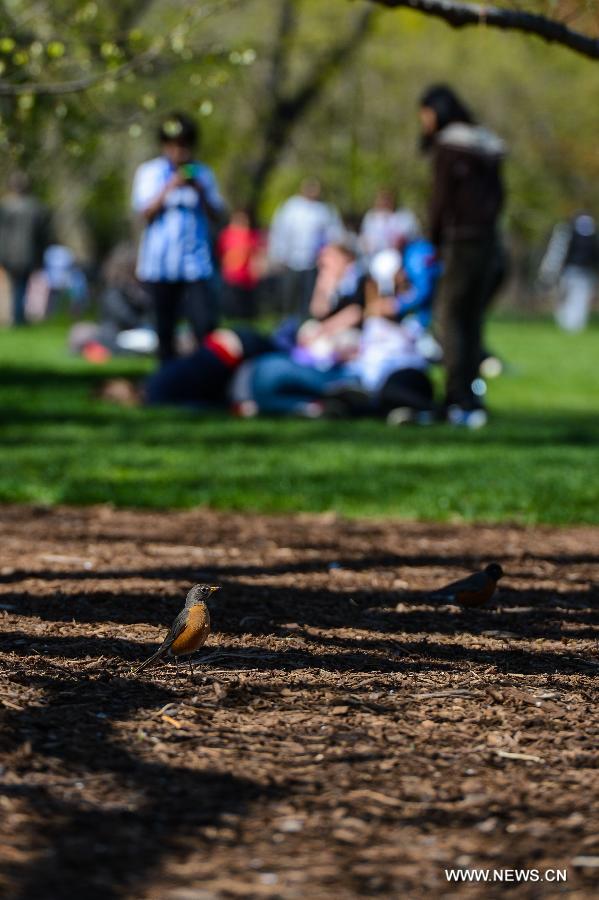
[494,750,544,763]
[161,715,183,729]
[413,689,477,700]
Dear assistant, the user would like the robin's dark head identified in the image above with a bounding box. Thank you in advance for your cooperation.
[485,563,504,581]
[185,583,220,607]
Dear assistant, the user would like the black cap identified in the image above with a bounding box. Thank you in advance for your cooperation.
[158,112,198,147]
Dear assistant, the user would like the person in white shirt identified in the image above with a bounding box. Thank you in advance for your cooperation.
[539,213,599,332]
[359,188,420,259]
[131,112,227,362]
[268,178,342,317]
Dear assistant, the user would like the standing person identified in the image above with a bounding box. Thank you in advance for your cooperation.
[268,177,342,318]
[132,112,227,362]
[216,209,265,320]
[419,84,506,427]
[359,187,420,258]
[0,172,51,326]
[539,212,599,332]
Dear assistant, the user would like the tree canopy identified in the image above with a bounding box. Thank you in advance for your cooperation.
[1,0,598,259]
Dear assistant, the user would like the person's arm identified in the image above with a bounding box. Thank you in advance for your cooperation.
[142,176,183,223]
[309,266,338,319]
[314,302,363,337]
[132,163,184,224]
[267,205,288,268]
[394,245,439,320]
[429,144,453,247]
[538,223,571,287]
[325,205,344,245]
[192,166,228,226]
[359,211,373,254]
[250,230,268,280]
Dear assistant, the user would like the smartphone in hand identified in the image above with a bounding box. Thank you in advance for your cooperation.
[179,163,196,182]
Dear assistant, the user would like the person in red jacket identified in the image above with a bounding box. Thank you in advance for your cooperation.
[217,209,265,320]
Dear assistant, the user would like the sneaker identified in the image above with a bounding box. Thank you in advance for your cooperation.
[232,400,258,418]
[387,407,435,426]
[298,401,326,419]
[447,405,488,429]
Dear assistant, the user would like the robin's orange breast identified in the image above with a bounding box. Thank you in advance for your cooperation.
[170,604,211,656]
[456,580,496,607]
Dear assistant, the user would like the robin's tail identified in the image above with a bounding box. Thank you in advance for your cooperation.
[135,645,168,674]
[429,591,454,602]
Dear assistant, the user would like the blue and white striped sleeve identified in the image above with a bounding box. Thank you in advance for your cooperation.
[197,166,226,211]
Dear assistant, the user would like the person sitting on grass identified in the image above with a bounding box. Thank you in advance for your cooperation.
[230,237,367,419]
[331,240,440,423]
[231,237,440,421]
[69,242,155,362]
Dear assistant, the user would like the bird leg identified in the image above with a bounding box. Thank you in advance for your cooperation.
[188,659,195,678]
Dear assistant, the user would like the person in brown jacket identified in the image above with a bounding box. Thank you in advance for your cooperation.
[419,85,505,427]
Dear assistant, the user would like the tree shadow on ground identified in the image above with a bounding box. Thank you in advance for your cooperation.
[2,576,595,643]
[0,670,284,900]
[1,545,597,586]
[1,608,596,678]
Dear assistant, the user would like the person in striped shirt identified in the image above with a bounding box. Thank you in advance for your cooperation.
[131,112,227,362]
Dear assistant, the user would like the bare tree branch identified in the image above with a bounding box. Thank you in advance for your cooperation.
[0,48,161,96]
[281,6,374,119]
[244,4,376,208]
[366,0,599,60]
[266,0,297,100]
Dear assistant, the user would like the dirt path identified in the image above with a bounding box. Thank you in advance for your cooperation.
[0,506,597,899]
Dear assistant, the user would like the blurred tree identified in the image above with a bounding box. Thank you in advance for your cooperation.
[0,1,247,257]
[1,0,599,266]
[233,0,375,213]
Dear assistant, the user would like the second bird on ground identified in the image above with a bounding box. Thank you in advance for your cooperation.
[135,583,220,675]
[429,563,504,607]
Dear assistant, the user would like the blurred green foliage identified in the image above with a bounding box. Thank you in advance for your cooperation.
[1,1,599,260]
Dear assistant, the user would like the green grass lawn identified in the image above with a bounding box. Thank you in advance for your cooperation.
[0,318,597,523]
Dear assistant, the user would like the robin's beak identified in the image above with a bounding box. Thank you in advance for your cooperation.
[209,586,220,594]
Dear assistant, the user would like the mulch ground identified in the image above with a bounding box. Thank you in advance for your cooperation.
[0,505,597,899]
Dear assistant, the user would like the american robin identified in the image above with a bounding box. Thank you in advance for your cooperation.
[429,563,504,607]
[135,583,220,675]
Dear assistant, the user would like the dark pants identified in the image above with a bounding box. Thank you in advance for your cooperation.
[222,283,257,320]
[146,279,219,362]
[437,237,497,409]
[378,368,434,413]
[7,272,30,326]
